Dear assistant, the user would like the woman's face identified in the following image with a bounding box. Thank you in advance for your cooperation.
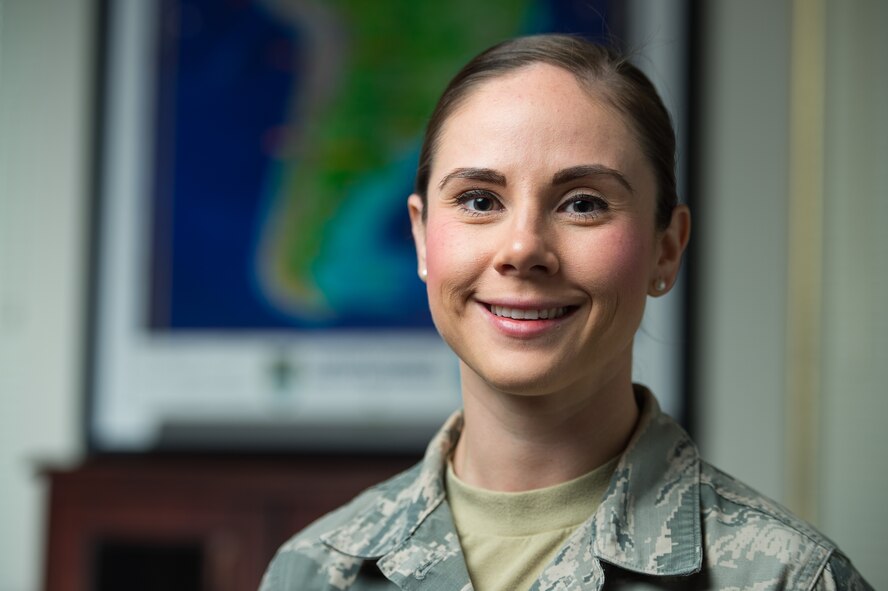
[409,63,685,396]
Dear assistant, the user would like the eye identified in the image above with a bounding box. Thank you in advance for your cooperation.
[456,189,502,214]
[560,194,608,218]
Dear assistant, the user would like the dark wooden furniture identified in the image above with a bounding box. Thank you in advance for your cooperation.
[42,455,418,591]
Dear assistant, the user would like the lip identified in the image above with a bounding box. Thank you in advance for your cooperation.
[476,299,579,339]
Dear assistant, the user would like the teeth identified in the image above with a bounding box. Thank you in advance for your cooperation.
[491,305,567,320]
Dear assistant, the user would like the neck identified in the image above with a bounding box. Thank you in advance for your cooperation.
[452,363,639,492]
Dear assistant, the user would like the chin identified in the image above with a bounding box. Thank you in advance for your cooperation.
[465,360,572,397]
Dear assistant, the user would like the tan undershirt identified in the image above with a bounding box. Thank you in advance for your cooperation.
[445,456,618,591]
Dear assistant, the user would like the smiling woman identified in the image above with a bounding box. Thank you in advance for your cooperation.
[409,61,678,412]
[259,35,872,591]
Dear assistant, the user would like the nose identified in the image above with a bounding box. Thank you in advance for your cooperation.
[492,214,560,277]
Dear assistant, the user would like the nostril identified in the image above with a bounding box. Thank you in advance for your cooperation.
[492,234,559,276]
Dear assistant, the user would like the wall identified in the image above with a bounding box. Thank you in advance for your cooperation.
[0,1,94,589]
[698,0,886,587]
[696,0,790,501]
[819,0,888,580]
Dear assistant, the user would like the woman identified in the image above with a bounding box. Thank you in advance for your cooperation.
[260,35,871,590]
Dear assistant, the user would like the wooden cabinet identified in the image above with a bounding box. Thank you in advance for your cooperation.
[42,456,417,591]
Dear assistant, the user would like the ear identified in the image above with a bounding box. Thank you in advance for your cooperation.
[649,204,691,295]
[407,194,428,282]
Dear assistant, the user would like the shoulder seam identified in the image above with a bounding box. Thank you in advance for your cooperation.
[699,462,835,552]
[805,548,836,591]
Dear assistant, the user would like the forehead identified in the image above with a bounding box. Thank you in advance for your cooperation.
[432,63,648,184]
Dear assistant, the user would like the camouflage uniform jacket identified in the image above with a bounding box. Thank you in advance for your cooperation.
[260,389,872,590]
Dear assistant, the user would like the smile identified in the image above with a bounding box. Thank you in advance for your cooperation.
[486,304,573,320]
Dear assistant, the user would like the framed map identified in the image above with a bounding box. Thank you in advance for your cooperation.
[88,0,687,452]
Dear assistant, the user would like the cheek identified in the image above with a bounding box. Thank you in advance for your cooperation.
[422,220,486,341]
[424,220,486,289]
[567,225,654,293]
[423,222,452,278]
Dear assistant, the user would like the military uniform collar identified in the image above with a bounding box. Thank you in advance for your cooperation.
[321,411,462,558]
[322,387,702,579]
[590,387,703,576]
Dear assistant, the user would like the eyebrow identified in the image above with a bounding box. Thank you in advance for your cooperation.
[552,164,634,193]
[437,168,507,190]
[436,164,633,193]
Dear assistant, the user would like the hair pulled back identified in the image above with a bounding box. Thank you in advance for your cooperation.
[414,34,677,230]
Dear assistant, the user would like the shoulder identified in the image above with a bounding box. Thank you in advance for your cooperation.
[259,464,422,591]
[816,551,875,591]
[697,461,872,590]
[699,461,831,547]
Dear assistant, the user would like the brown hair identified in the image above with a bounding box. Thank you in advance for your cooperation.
[414,34,677,230]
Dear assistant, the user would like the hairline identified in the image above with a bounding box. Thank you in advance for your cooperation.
[421,63,647,201]
[414,35,677,230]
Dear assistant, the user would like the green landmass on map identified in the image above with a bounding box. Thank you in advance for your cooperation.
[256,0,534,320]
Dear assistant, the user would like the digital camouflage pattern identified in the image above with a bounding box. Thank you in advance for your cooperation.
[259,389,873,590]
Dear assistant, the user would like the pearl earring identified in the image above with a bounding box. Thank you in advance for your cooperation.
[654,278,667,292]
[421,268,428,279]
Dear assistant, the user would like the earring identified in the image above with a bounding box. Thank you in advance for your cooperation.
[420,268,428,280]
[654,278,667,292]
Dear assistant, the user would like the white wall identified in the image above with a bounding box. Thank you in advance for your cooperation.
[696,0,790,501]
[0,1,94,589]
[698,0,886,587]
[819,0,888,581]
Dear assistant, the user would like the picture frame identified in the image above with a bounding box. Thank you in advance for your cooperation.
[86,0,689,453]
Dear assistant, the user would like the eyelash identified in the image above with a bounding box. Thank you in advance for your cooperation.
[453,190,609,221]
[454,189,502,216]
[559,194,609,220]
